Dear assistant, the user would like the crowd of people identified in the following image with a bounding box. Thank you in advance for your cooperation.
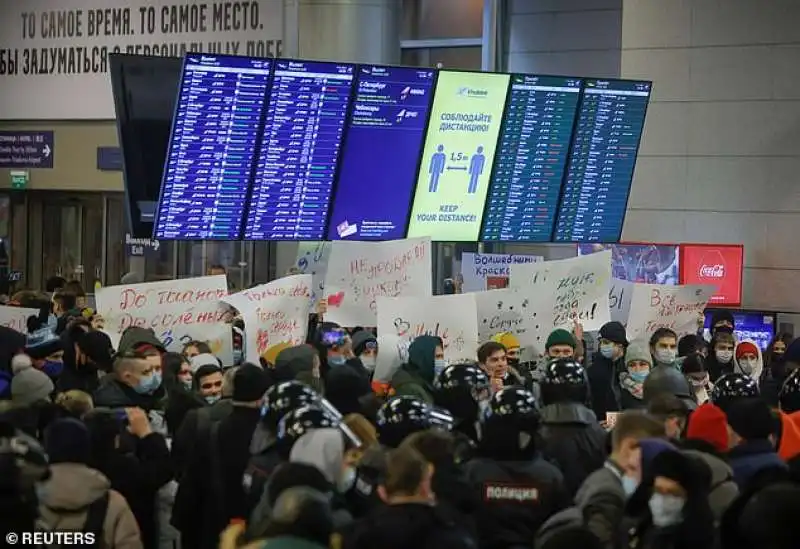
[1,278,800,549]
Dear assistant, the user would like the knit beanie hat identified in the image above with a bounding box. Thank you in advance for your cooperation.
[599,321,627,346]
[24,315,62,360]
[10,354,54,406]
[44,418,91,465]
[686,403,729,453]
[625,342,652,369]
[76,330,114,366]
[735,341,759,360]
[491,332,521,350]
[546,329,576,350]
[639,438,676,469]
[233,363,270,402]
[726,398,776,440]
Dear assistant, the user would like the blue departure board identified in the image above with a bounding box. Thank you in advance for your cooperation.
[154,54,272,240]
[553,79,651,243]
[244,60,355,240]
[326,65,435,241]
[481,75,582,242]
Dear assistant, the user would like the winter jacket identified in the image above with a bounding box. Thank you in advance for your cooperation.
[38,463,143,549]
[682,449,738,522]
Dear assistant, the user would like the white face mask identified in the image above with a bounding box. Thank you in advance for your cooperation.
[655,349,676,365]
[360,355,376,371]
[648,493,686,527]
[738,358,756,374]
[716,350,733,364]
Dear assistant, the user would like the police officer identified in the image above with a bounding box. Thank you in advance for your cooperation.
[242,380,319,515]
[375,395,454,449]
[711,372,760,412]
[538,358,607,496]
[463,386,570,549]
[434,362,491,447]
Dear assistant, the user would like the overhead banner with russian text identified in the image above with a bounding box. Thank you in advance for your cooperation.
[222,274,311,365]
[509,250,612,332]
[406,71,510,241]
[323,237,432,327]
[95,274,233,364]
[374,293,479,382]
[0,0,284,119]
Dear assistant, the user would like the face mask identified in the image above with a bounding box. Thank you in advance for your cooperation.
[648,493,686,527]
[507,357,520,367]
[629,370,648,383]
[622,475,638,498]
[204,394,221,405]
[716,350,733,364]
[329,355,347,367]
[434,359,447,378]
[180,378,193,391]
[232,349,243,364]
[600,344,616,359]
[42,360,63,378]
[133,374,156,395]
[739,358,757,374]
[360,356,377,371]
[150,371,162,392]
[337,467,357,493]
[655,349,676,365]
[773,351,785,360]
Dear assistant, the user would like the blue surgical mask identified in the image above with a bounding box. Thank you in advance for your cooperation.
[600,343,616,359]
[181,378,193,391]
[133,374,155,394]
[329,355,347,367]
[434,359,447,379]
[232,349,243,364]
[629,370,649,383]
[149,371,162,393]
[648,493,685,527]
[622,475,638,497]
[655,349,676,365]
[204,394,221,405]
[42,360,63,378]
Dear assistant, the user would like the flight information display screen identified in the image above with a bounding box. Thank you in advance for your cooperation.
[244,60,355,240]
[154,55,271,240]
[481,75,582,242]
[553,79,651,242]
[325,65,435,241]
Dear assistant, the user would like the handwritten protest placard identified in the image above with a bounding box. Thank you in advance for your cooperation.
[0,306,39,334]
[509,250,612,331]
[374,293,479,382]
[625,283,716,340]
[294,242,331,310]
[96,275,233,364]
[609,278,635,326]
[460,252,543,292]
[222,275,312,364]
[324,237,433,327]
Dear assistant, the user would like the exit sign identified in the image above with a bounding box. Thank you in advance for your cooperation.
[10,170,29,189]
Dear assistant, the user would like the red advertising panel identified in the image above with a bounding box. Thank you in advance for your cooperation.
[679,244,744,306]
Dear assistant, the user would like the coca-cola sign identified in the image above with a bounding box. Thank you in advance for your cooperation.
[699,264,724,278]
[680,244,743,305]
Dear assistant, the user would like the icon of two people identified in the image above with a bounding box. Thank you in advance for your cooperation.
[428,144,485,193]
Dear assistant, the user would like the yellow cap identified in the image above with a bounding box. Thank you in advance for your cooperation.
[491,332,520,350]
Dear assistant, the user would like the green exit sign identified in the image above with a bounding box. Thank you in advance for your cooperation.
[10,170,29,189]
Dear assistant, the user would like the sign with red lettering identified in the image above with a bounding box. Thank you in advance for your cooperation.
[625,283,716,340]
[374,293,478,382]
[95,274,233,363]
[222,274,312,365]
[679,244,744,306]
[323,237,433,327]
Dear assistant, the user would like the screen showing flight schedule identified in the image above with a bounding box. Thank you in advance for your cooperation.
[244,60,355,240]
[326,65,435,241]
[481,75,582,242]
[154,54,272,240]
[553,79,651,242]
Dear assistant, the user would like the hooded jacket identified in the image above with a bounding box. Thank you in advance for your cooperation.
[733,339,763,384]
[390,335,439,404]
[38,463,143,549]
[681,449,738,522]
[117,327,165,356]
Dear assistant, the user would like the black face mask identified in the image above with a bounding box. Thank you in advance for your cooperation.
[507,357,520,367]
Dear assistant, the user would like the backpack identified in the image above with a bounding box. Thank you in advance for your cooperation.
[41,493,108,549]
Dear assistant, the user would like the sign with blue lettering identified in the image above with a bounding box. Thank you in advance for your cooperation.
[125,233,160,257]
[97,146,123,171]
[0,131,54,169]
